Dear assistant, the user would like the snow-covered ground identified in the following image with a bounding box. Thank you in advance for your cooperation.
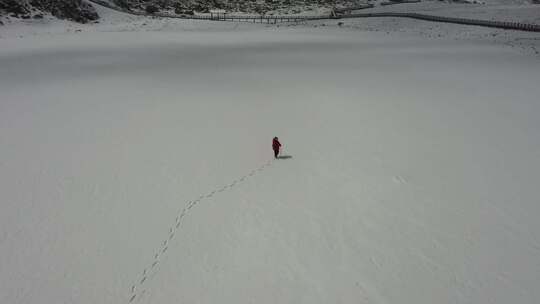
[366,2,540,23]
[1,3,540,304]
[318,2,540,56]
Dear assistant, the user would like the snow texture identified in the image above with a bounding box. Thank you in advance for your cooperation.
[1,2,540,304]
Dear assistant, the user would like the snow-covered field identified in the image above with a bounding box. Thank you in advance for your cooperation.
[1,3,540,304]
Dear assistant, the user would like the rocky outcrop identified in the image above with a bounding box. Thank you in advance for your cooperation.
[0,0,99,23]
[0,0,31,17]
[108,0,366,15]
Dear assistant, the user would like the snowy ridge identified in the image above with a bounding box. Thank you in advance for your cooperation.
[340,12,540,31]
[87,0,540,31]
[0,0,99,23]
[128,159,274,303]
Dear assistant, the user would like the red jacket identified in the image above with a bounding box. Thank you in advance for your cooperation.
[272,138,281,151]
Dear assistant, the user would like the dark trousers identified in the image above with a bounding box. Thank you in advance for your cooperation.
[273,149,279,158]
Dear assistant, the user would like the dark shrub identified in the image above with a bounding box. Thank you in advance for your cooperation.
[0,0,30,17]
[145,5,159,14]
[113,0,130,9]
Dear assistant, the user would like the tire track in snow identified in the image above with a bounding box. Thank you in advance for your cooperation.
[128,159,274,303]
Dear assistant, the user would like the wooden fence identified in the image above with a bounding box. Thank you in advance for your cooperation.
[341,12,540,32]
[88,0,540,32]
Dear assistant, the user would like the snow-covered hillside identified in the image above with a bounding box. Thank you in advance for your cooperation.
[1,3,540,304]
[0,0,99,23]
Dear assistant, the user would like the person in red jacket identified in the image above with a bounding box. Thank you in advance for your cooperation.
[272,137,281,159]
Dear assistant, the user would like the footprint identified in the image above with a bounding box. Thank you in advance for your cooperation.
[393,175,408,185]
[128,161,274,299]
